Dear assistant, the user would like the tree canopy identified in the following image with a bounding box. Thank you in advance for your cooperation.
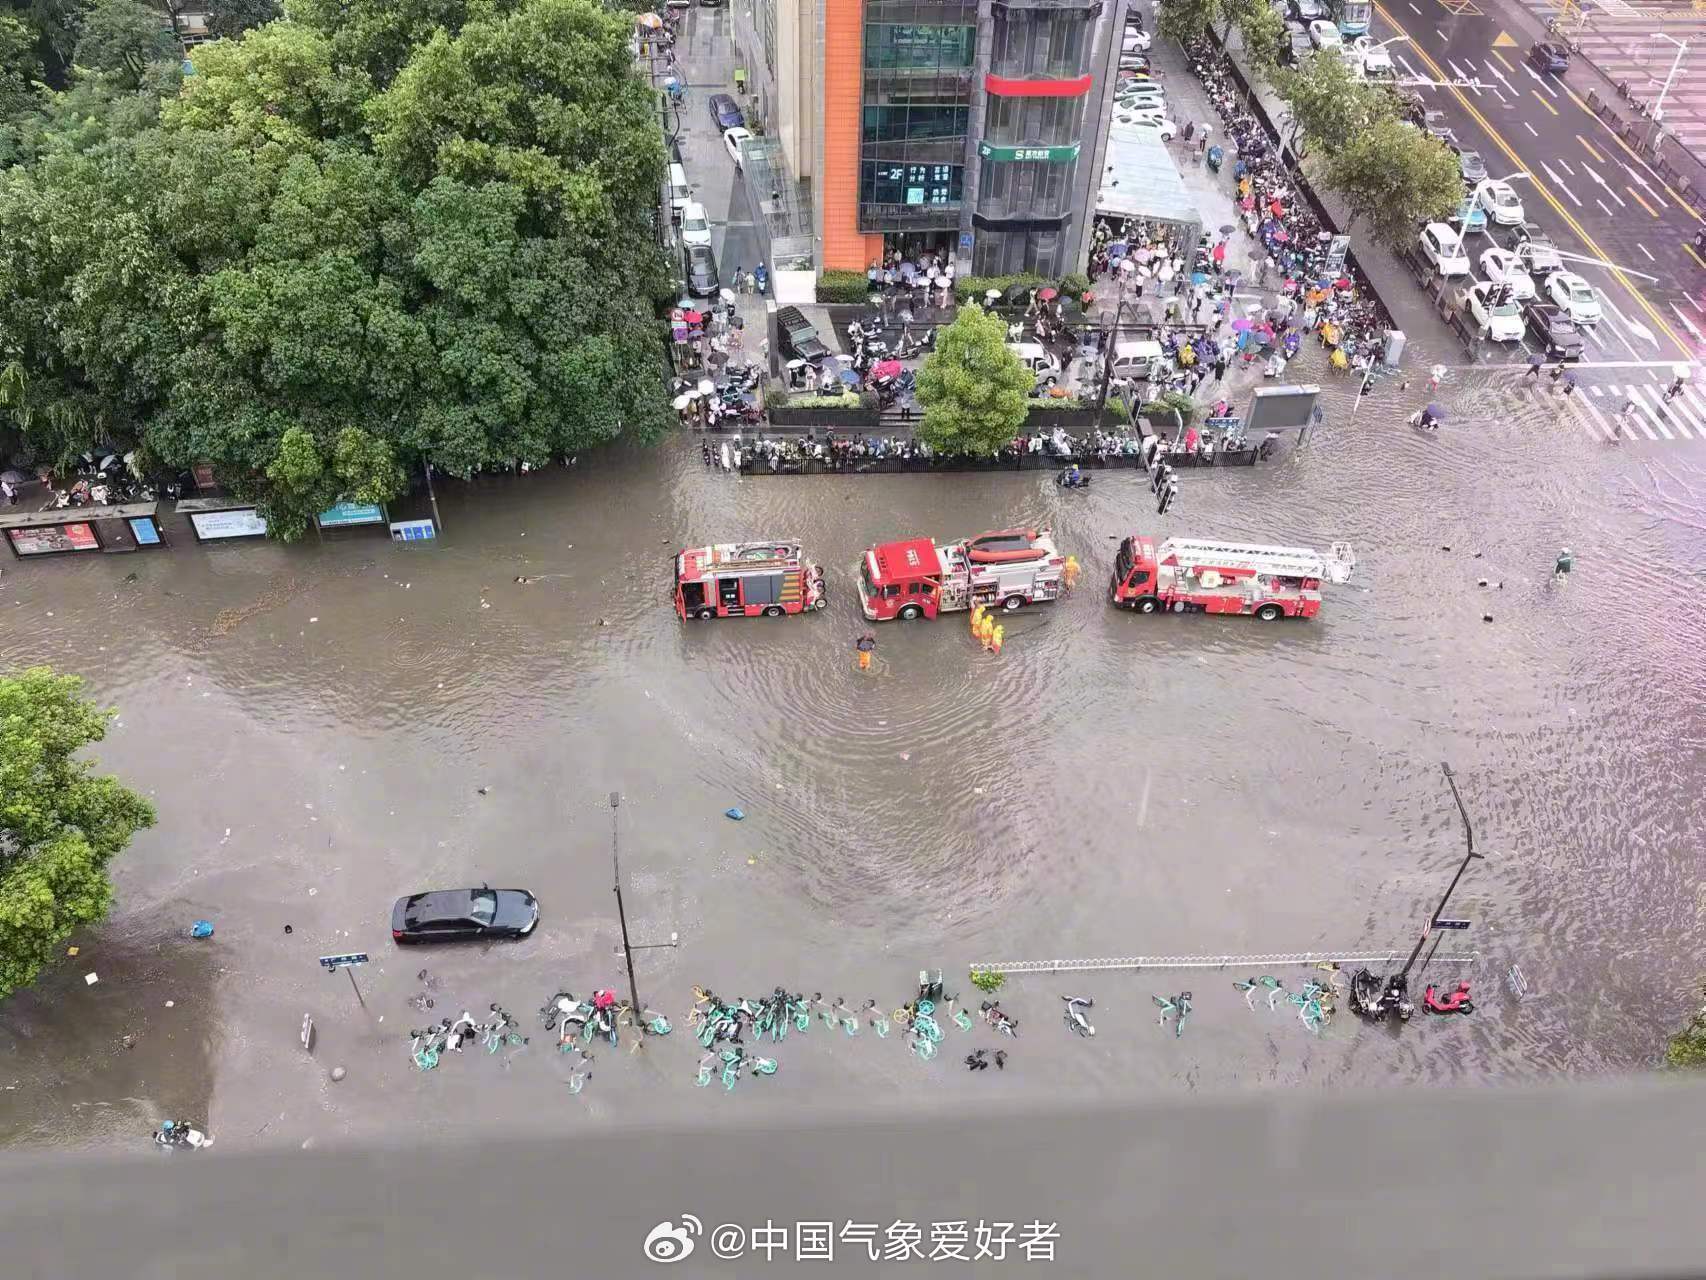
[1272,50,1398,159]
[0,0,673,537]
[0,666,155,1001]
[1323,114,1461,246]
[913,305,1034,456]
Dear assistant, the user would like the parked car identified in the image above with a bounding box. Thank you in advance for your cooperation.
[1122,28,1151,51]
[1423,111,1456,148]
[1523,300,1585,360]
[1450,196,1488,234]
[1457,149,1488,183]
[1457,281,1524,342]
[1474,179,1524,226]
[708,93,744,130]
[1516,237,1564,279]
[1546,270,1602,325]
[1418,222,1470,276]
[391,887,539,944]
[1114,113,1179,141]
[684,242,719,297]
[1285,29,1315,64]
[1527,40,1570,74]
[1479,247,1536,300]
[722,126,752,167]
[776,305,829,362]
[679,199,711,247]
[1289,0,1328,20]
[1349,35,1395,77]
[1308,18,1341,47]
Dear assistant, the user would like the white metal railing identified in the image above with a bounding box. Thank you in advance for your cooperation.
[969,951,1480,975]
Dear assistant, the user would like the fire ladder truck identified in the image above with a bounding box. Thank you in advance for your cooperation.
[1110,534,1356,620]
[859,529,1066,621]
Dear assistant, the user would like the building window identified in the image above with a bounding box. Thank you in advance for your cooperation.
[862,102,970,144]
[973,229,1063,277]
[982,96,1079,147]
[976,159,1069,217]
[988,10,1091,79]
[864,23,975,69]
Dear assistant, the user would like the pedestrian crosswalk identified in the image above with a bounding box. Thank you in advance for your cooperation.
[1560,379,1706,441]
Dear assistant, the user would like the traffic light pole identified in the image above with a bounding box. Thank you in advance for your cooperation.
[1398,762,1485,980]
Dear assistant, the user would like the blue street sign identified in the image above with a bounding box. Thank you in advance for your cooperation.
[319,952,370,970]
[390,519,437,542]
[1433,919,1472,931]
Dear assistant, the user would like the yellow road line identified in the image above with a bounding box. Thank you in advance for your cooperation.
[1491,49,1515,72]
[1687,242,1706,271]
[1566,87,1702,223]
[1627,187,1660,218]
[1533,91,1560,116]
[1575,134,1605,163]
[1371,2,1686,357]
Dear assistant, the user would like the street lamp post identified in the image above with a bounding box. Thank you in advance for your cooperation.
[1649,33,1689,151]
[609,792,644,1023]
[1397,762,1486,981]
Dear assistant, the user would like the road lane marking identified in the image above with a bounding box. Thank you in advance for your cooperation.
[1608,387,1660,438]
[1673,304,1705,344]
[1626,384,1677,439]
[1688,242,1706,270]
[1575,134,1605,163]
[1622,163,1669,208]
[1660,388,1705,438]
[1596,197,1613,216]
[1584,166,1625,206]
[1542,162,1583,206]
[1491,48,1516,72]
[1565,88,1703,221]
[1626,187,1660,218]
[1372,3,1687,359]
[1409,1,1421,10]
[1572,396,1614,440]
[1533,91,1559,115]
[1554,157,1574,174]
[1637,243,1654,261]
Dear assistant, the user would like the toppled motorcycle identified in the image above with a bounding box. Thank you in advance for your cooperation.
[1348,968,1414,1022]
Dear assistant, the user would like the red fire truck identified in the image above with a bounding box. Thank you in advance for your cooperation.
[1109,534,1355,620]
[674,540,826,619]
[859,528,1066,621]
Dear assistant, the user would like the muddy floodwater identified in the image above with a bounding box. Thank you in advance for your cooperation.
[3,365,1705,1152]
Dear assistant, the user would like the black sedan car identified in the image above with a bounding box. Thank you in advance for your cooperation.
[391,887,539,944]
[1523,300,1584,361]
[685,242,719,297]
[708,93,744,130]
[1527,41,1570,74]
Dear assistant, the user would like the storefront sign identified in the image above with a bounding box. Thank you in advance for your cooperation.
[390,519,437,542]
[316,502,386,529]
[128,516,162,546]
[7,522,100,557]
[976,142,1082,163]
[189,507,268,541]
[1325,234,1351,275]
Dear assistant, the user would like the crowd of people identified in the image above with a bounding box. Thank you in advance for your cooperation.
[1182,37,1396,377]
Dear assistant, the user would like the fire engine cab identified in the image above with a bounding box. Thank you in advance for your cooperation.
[859,528,1065,621]
[1110,534,1355,620]
[674,540,826,620]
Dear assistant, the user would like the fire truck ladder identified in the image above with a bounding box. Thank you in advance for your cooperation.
[1158,539,1355,585]
[968,950,1478,976]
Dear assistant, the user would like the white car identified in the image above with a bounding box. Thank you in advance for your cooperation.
[1479,247,1535,300]
[722,126,752,168]
[1418,222,1469,276]
[1546,271,1602,325]
[1460,281,1524,342]
[1348,35,1394,76]
[1474,179,1524,227]
[1115,114,1179,141]
[1122,28,1152,52]
[1117,88,1167,110]
[1308,19,1342,48]
[679,200,712,248]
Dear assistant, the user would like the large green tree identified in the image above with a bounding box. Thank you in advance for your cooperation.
[0,0,673,539]
[72,0,178,87]
[1272,50,1397,159]
[0,667,155,1001]
[913,304,1033,456]
[1322,115,1461,246]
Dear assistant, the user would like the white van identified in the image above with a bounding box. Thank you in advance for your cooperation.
[1109,339,1166,384]
[1007,342,1061,385]
[667,163,690,218]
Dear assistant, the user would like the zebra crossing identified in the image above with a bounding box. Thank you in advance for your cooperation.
[1560,378,1706,441]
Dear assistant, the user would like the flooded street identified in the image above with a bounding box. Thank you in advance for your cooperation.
[4,357,1706,1152]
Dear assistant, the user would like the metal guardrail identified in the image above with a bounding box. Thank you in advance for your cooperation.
[969,951,1481,975]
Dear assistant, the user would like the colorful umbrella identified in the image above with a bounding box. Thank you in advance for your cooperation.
[838,368,860,385]
[682,310,703,324]
[1231,317,1252,332]
[870,359,903,380]
[636,12,663,27]
[697,378,716,395]
[1038,287,1058,301]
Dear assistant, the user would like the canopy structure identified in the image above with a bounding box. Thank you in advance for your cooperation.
[1096,124,1202,248]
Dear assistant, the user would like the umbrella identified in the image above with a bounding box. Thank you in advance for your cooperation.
[1673,363,1692,380]
[1426,403,1446,420]
[1191,270,1209,286]
[0,468,27,486]
[1273,228,1290,243]
[1231,317,1252,332]
[1219,223,1236,236]
[697,378,716,395]
[1038,287,1058,301]
[838,368,860,385]
[985,288,1003,302]
[682,310,703,324]
[636,12,662,27]
[671,393,694,410]
[719,287,735,301]
[870,359,903,380]
[1224,270,1243,286]
[786,358,807,370]
[1003,283,1030,304]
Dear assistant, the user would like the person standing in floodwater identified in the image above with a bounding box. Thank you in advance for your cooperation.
[855,632,876,672]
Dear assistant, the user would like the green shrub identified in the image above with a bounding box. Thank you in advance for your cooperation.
[1027,397,1085,411]
[953,272,1047,304]
[1058,271,1091,299]
[1667,985,1706,1069]
[970,968,1006,995]
[817,269,876,304]
[1139,391,1197,428]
